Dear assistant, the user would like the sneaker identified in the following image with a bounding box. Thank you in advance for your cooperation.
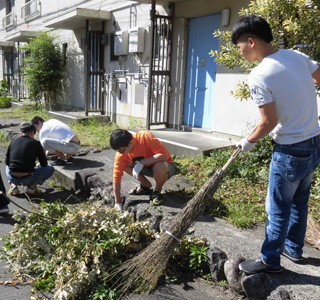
[8,185,20,196]
[282,248,304,263]
[239,258,283,275]
[0,205,9,214]
[26,186,42,196]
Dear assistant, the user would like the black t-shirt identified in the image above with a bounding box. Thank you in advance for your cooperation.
[5,135,47,173]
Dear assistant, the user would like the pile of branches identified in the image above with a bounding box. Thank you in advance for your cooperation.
[1,201,208,299]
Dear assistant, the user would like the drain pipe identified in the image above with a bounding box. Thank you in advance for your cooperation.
[146,0,156,130]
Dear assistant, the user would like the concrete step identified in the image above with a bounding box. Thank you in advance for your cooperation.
[11,101,109,124]
[131,128,238,157]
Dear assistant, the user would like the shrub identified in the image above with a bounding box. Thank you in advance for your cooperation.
[21,32,65,109]
[0,79,11,108]
[0,95,11,108]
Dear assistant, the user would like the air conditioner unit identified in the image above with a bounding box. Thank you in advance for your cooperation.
[114,31,128,56]
[129,27,145,53]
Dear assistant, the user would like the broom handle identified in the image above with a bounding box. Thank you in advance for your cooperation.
[221,126,258,172]
[221,147,242,172]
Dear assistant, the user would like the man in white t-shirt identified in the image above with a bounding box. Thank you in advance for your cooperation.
[31,116,81,165]
[231,15,320,275]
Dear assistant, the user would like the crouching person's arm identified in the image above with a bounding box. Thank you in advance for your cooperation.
[113,181,123,211]
[140,153,168,166]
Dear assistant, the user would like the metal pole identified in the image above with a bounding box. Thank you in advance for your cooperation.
[146,0,156,129]
[101,21,105,115]
[85,19,89,116]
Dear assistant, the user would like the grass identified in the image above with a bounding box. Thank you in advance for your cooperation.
[70,117,118,149]
[0,102,50,120]
[173,138,272,228]
[175,136,319,230]
[0,129,10,147]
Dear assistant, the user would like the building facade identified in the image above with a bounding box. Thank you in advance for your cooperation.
[0,0,261,138]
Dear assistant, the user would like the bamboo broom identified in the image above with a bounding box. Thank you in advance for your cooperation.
[109,147,242,294]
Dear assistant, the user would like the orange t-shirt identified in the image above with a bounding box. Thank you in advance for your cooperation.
[113,130,173,183]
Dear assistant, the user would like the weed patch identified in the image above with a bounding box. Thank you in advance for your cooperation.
[69,117,118,149]
[0,129,10,147]
[175,136,319,229]
[0,103,49,120]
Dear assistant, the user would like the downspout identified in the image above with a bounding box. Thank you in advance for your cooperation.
[146,0,156,129]
[17,41,20,101]
[85,19,89,116]
[101,21,105,115]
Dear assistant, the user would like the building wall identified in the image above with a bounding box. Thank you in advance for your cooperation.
[170,0,260,137]
[103,3,154,127]
[1,1,318,138]
[0,0,152,112]
[0,0,166,123]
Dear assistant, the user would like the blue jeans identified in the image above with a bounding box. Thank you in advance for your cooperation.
[6,165,55,187]
[261,135,320,268]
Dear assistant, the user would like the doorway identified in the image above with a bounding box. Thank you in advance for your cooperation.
[184,14,220,129]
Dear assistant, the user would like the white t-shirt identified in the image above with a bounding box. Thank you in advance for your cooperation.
[39,119,76,143]
[248,49,320,144]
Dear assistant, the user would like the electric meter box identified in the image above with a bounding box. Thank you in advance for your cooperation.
[129,27,145,53]
[114,31,129,55]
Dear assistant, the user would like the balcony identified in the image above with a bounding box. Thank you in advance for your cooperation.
[21,0,40,20]
[2,12,16,29]
[45,8,111,30]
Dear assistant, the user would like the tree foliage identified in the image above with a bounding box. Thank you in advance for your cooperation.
[21,32,65,109]
[209,0,320,100]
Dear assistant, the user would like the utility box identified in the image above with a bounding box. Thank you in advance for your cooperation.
[134,83,145,104]
[129,27,145,53]
[114,31,128,55]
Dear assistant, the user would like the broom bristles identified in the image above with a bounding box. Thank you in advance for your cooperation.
[109,234,178,293]
[109,169,226,294]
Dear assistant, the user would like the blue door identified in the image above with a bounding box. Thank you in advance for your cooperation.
[184,14,220,129]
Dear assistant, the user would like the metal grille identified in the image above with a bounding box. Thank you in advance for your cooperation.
[148,12,173,127]
[3,52,14,94]
[86,29,105,115]
[17,48,29,100]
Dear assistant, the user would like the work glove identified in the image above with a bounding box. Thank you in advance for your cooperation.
[133,161,144,179]
[114,202,123,211]
[236,137,256,152]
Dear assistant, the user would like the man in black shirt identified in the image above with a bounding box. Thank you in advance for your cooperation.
[5,122,54,196]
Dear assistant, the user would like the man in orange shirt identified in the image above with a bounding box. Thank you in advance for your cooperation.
[110,129,175,211]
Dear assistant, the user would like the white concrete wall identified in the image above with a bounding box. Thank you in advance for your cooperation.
[54,28,85,109]
[103,2,155,127]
